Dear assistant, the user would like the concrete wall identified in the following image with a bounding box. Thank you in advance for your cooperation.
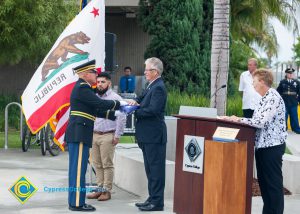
[165,116,178,162]
[113,117,178,198]
[283,154,300,194]
[106,14,150,89]
[114,144,175,199]
[0,62,37,96]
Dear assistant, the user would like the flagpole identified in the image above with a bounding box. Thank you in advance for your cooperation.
[80,0,88,11]
[80,0,97,187]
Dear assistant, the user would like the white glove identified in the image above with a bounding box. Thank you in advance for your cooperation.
[119,100,128,106]
[115,110,125,117]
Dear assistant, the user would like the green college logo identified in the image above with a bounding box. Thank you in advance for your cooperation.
[8,176,38,204]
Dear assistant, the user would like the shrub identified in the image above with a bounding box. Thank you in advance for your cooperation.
[166,89,209,115]
[166,89,243,116]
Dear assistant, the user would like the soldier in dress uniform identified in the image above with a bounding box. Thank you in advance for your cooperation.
[277,68,300,134]
[65,59,126,212]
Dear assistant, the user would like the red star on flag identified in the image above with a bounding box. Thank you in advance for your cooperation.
[90,7,99,17]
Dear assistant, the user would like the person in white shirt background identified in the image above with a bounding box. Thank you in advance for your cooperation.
[239,58,262,118]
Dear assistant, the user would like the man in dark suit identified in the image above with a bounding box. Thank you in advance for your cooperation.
[65,59,126,212]
[129,57,167,212]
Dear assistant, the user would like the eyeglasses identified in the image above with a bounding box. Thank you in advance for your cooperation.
[144,69,156,72]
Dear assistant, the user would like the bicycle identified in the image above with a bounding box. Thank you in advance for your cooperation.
[21,123,60,156]
[44,124,60,156]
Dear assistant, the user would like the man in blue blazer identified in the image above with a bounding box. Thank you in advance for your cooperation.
[129,57,167,211]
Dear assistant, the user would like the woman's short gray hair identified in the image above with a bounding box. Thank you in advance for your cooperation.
[145,57,163,75]
[253,68,273,87]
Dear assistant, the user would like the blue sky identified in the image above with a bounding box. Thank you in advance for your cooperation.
[272,19,297,62]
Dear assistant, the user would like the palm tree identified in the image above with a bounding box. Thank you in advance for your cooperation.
[210,0,230,115]
[231,0,299,58]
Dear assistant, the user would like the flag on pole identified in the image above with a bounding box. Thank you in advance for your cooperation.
[80,0,88,10]
[49,0,102,151]
[22,0,105,137]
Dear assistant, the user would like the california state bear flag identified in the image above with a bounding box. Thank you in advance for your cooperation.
[22,0,105,134]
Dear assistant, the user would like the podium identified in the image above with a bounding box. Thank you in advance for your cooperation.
[173,115,256,214]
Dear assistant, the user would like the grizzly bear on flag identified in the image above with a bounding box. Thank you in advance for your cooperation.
[41,31,90,81]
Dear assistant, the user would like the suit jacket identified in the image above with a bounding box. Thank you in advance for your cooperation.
[135,77,167,144]
[65,78,120,147]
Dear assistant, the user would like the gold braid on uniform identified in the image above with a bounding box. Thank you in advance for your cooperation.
[112,100,117,111]
[76,65,95,74]
[71,111,96,121]
[106,110,110,119]
[80,82,90,86]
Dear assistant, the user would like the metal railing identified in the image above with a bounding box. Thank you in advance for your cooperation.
[4,102,23,149]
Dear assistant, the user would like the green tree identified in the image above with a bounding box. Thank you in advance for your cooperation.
[231,0,299,60]
[0,0,77,65]
[138,0,213,95]
[294,37,300,66]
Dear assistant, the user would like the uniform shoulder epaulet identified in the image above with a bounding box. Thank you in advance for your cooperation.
[79,82,90,88]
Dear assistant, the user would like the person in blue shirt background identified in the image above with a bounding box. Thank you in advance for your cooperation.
[119,66,135,93]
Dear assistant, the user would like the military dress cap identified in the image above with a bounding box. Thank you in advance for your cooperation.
[285,68,295,74]
[73,59,97,74]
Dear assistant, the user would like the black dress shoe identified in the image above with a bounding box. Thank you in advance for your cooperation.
[139,203,164,211]
[69,204,96,212]
[135,200,150,207]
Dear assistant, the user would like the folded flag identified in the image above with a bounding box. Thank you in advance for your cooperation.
[120,105,139,115]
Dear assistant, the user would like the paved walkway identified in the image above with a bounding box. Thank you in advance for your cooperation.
[0,149,174,214]
[0,130,299,213]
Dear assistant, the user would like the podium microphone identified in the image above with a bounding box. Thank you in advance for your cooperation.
[210,84,226,99]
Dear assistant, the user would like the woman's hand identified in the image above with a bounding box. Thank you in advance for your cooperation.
[229,115,241,122]
[218,115,241,122]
